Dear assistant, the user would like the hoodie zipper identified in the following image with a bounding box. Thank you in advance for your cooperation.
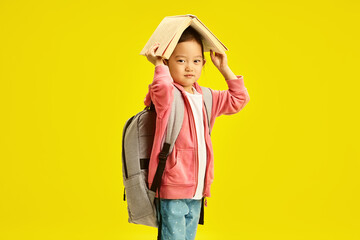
[182,93,199,197]
[202,102,210,198]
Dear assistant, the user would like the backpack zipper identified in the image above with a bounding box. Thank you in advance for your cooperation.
[122,109,151,179]
[122,115,135,179]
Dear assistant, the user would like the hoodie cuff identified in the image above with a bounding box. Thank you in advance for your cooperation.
[225,75,246,91]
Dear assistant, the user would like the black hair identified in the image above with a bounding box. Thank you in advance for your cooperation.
[177,26,205,59]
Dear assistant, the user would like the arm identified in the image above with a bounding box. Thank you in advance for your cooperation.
[145,43,174,119]
[209,50,250,119]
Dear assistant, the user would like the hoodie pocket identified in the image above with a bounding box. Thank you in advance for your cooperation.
[163,149,195,185]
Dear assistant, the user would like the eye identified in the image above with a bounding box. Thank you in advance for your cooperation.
[177,59,185,63]
[194,59,202,63]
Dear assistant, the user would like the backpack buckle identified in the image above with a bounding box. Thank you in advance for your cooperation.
[158,143,170,162]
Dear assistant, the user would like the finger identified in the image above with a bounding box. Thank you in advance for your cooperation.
[209,49,214,59]
[210,53,217,63]
[147,45,155,54]
[150,45,157,53]
[148,46,158,56]
[152,44,159,52]
[149,43,158,51]
[152,42,160,50]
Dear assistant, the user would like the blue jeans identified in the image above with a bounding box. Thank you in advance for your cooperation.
[156,199,202,240]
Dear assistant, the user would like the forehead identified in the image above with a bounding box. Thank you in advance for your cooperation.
[171,40,203,58]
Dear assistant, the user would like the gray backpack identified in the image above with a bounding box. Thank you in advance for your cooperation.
[122,85,212,228]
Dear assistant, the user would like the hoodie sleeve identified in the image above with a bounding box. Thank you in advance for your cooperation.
[210,75,250,122]
[144,65,174,119]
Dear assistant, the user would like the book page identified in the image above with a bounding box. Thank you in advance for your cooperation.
[190,18,228,54]
[140,17,189,57]
[162,19,192,59]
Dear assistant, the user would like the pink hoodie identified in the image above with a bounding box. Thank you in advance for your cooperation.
[144,65,250,199]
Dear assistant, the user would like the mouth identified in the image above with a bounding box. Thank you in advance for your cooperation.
[184,74,195,78]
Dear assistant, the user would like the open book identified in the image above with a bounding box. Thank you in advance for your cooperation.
[140,14,228,59]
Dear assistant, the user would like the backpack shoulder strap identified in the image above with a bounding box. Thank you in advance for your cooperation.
[150,86,184,192]
[164,86,184,154]
[200,86,213,135]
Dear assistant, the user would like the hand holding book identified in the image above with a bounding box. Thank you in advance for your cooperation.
[210,50,237,80]
[145,42,164,66]
[209,49,228,71]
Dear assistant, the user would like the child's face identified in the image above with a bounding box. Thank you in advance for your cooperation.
[165,40,205,93]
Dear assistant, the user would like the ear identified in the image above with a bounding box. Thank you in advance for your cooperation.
[163,59,168,66]
[203,59,206,66]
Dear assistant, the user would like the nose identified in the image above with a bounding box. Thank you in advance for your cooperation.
[185,63,194,72]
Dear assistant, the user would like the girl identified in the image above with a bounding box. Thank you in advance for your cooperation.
[144,26,250,240]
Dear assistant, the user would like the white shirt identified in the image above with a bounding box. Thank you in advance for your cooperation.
[185,87,207,200]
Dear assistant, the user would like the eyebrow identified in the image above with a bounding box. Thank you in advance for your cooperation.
[175,55,203,58]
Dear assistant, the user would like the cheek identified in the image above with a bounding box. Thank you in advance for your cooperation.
[169,66,183,80]
[171,68,180,77]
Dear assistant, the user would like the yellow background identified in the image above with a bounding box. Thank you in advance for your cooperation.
[1,0,359,239]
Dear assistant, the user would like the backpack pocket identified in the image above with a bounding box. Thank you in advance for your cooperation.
[124,172,157,225]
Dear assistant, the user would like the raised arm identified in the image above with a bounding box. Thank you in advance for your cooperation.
[209,50,250,122]
[144,42,174,119]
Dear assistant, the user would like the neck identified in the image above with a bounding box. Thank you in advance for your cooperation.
[184,86,194,94]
